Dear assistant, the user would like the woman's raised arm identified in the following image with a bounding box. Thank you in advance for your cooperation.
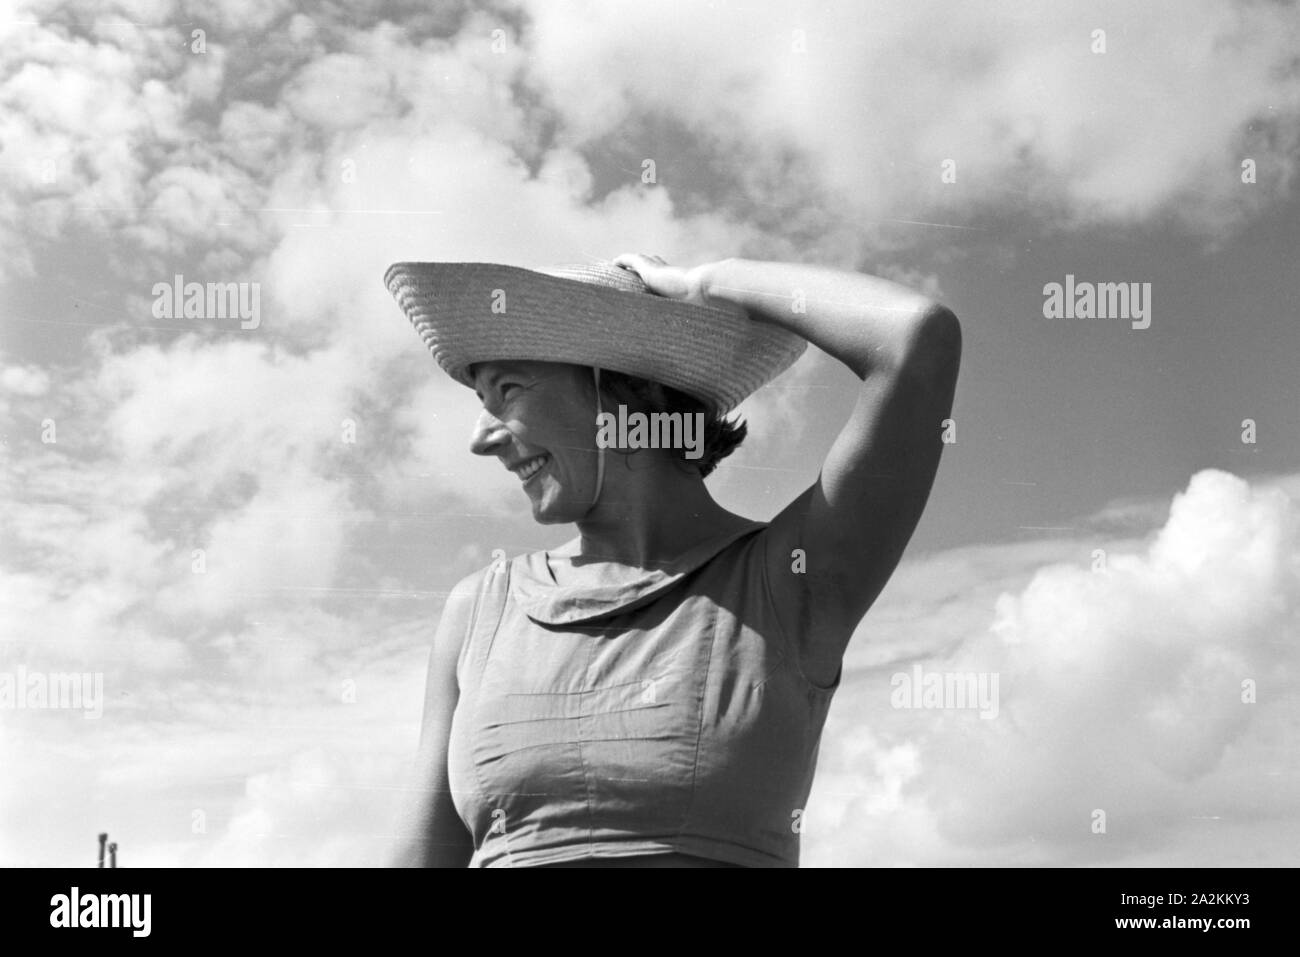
[616,254,961,687]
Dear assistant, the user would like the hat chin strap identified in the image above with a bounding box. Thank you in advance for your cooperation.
[591,366,606,508]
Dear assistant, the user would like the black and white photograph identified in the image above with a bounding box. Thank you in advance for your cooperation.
[1,0,1297,905]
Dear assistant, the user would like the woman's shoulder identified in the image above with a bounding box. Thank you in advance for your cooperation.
[452,560,502,594]
[442,557,513,627]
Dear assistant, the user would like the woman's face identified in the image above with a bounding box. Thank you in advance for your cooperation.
[468,360,599,523]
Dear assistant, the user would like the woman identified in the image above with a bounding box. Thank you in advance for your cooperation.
[386,253,961,867]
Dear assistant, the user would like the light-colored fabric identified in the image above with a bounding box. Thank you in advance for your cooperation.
[382,260,807,416]
[446,522,841,868]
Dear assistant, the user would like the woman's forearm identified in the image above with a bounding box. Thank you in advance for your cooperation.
[693,257,952,380]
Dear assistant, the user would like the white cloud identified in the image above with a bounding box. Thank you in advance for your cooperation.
[194,746,408,868]
[805,469,1300,865]
[1,363,50,395]
[522,0,1300,241]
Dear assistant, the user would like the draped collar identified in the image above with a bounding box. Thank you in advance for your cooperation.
[510,521,767,626]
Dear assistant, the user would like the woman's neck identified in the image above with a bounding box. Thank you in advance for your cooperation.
[570,462,751,568]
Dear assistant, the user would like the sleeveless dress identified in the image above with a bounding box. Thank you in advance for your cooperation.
[446,520,841,867]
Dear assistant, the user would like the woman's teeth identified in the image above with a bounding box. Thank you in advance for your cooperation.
[517,455,549,480]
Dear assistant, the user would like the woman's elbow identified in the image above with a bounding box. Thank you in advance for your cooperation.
[901,302,962,384]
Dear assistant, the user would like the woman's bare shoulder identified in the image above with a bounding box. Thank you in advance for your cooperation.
[431,563,500,665]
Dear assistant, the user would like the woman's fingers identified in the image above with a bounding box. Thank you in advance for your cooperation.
[612,252,710,305]
[613,252,665,272]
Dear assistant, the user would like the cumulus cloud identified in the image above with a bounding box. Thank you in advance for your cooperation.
[805,469,1300,866]
[523,0,1300,244]
[1,363,51,395]
[193,747,408,868]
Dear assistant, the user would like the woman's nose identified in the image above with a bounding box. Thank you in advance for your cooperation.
[469,407,510,456]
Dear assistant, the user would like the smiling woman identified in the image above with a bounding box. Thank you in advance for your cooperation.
[466,360,748,519]
[468,360,606,520]
[384,254,960,867]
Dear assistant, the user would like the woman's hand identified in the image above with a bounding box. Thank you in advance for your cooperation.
[612,253,715,308]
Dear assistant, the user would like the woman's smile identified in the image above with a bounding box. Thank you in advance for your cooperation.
[512,453,551,485]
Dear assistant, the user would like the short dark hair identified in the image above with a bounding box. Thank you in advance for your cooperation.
[593,368,746,479]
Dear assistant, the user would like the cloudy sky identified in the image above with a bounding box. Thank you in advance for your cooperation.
[2,0,1297,867]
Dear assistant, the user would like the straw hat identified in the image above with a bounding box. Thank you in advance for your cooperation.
[383,260,807,416]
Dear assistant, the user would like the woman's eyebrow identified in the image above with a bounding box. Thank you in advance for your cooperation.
[476,366,532,399]
[497,364,541,385]
[478,368,510,394]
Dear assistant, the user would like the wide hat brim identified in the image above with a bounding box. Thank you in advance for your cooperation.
[383,260,807,416]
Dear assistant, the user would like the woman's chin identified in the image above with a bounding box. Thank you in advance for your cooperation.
[525,486,564,524]
[528,488,591,525]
